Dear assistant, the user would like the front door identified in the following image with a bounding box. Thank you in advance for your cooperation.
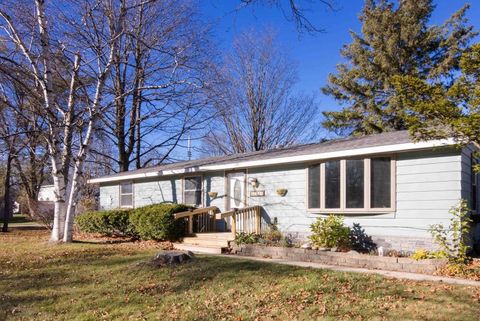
[226,172,246,210]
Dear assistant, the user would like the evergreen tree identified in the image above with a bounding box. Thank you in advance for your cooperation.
[322,0,474,136]
[393,43,480,166]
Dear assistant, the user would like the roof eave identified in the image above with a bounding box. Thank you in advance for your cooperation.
[88,139,456,184]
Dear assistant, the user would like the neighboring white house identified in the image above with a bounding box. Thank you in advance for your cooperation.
[38,185,55,202]
[88,131,480,252]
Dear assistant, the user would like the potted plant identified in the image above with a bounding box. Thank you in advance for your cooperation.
[207,191,218,199]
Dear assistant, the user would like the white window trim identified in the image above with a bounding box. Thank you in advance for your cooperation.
[183,175,203,207]
[306,156,396,214]
[119,181,134,208]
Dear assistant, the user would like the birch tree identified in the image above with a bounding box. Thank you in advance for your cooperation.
[0,0,126,242]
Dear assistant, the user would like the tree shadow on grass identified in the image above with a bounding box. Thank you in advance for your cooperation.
[73,239,135,245]
[0,293,60,320]
[142,255,306,295]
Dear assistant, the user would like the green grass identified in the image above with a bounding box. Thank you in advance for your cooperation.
[0,230,479,321]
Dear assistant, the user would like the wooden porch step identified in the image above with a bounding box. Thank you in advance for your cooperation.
[182,234,232,247]
[173,243,223,254]
[186,232,234,240]
[182,238,229,248]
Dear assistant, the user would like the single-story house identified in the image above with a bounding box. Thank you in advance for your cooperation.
[88,131,480,252]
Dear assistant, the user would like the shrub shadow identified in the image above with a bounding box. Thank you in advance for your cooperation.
[349,223,377,253]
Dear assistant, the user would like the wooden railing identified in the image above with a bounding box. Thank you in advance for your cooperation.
[221,205,261,239]
[174,206,220,234]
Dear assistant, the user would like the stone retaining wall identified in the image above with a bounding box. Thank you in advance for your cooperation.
[231,244,447,275]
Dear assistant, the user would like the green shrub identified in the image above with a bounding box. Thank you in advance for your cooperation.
[429,200,473,264]
[235,232,260,245]
[309,215,351,249]
[75,209,135,237]
[129,203,190,241]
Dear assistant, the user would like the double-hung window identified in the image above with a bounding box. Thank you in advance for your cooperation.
[184,176,202,206]
[120,182,133,208]
[307,156,395,212]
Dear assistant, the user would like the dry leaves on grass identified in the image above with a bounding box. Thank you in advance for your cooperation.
[435,259,480,281]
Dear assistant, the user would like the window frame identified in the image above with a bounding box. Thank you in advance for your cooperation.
[306,155,396,213]
[183,175,203,207]
[119,181,134,208]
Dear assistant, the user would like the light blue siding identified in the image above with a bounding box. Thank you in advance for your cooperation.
[98,147,472,251]
[204,171,226,212]
[133,177,182,207]
[99,184,119,210]
[246,164,311,232]
[245,149,464,250]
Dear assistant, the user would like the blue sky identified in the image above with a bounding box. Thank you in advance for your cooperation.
[201,0,479,129]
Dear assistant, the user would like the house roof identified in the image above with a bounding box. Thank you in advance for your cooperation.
[88,130,455,184]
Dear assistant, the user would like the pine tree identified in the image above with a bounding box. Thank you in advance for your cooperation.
[393,43,480,161]
[322,0,474,136]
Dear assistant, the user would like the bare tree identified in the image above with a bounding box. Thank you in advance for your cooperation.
[0,109,15,232]
[96,0,216,172]
[239,0,336,33]
[203,29,319,155]
[0,73,48,211]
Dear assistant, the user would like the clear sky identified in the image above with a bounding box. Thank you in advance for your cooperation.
[201,0,479,138]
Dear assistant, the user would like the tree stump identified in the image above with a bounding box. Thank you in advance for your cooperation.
[151,250,194,267]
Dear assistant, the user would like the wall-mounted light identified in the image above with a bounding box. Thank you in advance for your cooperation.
[249,177,259,188]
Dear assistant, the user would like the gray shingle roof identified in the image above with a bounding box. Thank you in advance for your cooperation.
[94,131,413,181]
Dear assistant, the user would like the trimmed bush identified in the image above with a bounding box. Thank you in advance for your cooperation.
[129,203,190,241]
[309,215,351,249]
[75,209,135,237]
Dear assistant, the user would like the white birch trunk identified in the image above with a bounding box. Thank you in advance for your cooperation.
[63,167,79,242]
[51,170,67,241]
[62,50,114,242]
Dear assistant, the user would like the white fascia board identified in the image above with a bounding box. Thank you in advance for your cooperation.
[88,139,455,184]
[199,139,456,171]
[87,167,203,184]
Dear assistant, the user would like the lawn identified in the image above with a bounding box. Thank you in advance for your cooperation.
[0,230,479,321]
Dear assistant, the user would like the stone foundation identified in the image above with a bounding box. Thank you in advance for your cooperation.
[371,235,437,253]
[231,244,447,275]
